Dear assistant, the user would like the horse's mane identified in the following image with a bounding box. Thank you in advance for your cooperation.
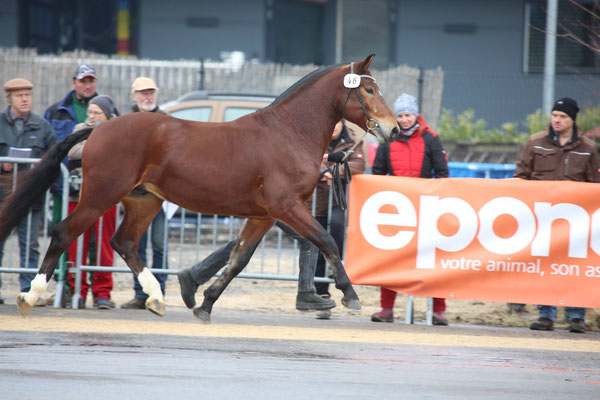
[266,63,343,109]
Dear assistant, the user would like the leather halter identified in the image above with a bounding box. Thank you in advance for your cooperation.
[339,62,381,136]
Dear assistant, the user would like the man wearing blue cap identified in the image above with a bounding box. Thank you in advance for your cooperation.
[43,64,99,306]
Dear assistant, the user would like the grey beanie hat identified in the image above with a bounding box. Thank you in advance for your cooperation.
[394,93,419,116]
[89,95,120,119]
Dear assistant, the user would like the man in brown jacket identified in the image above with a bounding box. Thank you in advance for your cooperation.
[514,97,599,333]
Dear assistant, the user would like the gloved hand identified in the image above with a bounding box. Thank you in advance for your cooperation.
[327,151,347,163]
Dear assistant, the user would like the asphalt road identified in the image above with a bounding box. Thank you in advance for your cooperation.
[1,304,599,400]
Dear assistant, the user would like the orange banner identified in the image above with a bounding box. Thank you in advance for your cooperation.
[346,175,600,308]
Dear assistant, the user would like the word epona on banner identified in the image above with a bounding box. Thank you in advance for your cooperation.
[346,175,600,308]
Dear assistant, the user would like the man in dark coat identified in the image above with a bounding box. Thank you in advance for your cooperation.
[0,78,56,303]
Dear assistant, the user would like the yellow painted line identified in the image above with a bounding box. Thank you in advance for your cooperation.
[1,316,599,353]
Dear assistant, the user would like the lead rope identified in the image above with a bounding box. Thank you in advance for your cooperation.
[330,129,368,211]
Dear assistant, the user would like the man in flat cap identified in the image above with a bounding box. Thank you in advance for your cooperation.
[0,78,56,305]
[515,97,598,334]
[121,76,171,309]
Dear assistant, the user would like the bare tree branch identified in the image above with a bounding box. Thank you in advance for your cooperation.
[567,0,600,21]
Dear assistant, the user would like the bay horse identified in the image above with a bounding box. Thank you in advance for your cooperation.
[0,54,398,322]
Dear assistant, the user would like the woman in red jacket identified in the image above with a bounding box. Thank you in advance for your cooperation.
[370,93,450,325]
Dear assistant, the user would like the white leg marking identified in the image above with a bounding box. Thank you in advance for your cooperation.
[137,268,163,302]
[23,274,48,306]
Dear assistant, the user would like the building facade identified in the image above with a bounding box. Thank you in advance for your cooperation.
[0,0,597,128]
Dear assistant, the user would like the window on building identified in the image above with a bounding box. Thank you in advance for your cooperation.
[19,0,138,56]
[526,0,600,73]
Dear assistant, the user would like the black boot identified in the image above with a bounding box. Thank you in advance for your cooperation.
[296,291,336,310]
[177,268,200,309]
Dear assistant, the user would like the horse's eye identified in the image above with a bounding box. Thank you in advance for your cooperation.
[365,88,374,94]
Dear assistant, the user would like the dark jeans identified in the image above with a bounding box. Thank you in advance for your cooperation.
[134,209,168,299]
[538,305,585,321]
[0,208,42,292]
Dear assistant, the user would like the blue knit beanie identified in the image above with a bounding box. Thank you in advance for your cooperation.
[393,93,419,116]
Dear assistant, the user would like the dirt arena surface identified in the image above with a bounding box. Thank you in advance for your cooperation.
[1,268,599,334]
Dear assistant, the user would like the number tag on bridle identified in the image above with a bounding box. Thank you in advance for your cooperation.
[343,74,361,88]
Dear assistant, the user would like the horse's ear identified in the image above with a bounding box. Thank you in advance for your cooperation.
[356,54,375,72]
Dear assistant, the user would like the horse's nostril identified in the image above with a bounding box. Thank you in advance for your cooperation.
[391,126,399,140]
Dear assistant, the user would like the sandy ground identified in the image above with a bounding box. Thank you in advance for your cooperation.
[1,230,599,332]
[2,265,600,333]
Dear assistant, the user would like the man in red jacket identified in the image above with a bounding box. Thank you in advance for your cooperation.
[370,93,450,325]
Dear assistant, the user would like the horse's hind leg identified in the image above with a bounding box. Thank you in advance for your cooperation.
[17,206,104,316]
[279,204,360,310]
[195,217,274,323]
[111,192,164,316]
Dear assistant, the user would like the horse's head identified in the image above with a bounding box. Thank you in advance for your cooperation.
[337,54,399,143]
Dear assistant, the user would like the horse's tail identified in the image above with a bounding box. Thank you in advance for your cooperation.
[0,127,94,243]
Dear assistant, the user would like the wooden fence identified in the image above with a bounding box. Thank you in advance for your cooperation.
[0,47,444,128]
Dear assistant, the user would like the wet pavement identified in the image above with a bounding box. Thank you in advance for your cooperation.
[0,304,599,399]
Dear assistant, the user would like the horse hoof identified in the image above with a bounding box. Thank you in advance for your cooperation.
[341,298,361,311]
[193,307,211,324]
[145,299,165,317]
[17,294,33,316]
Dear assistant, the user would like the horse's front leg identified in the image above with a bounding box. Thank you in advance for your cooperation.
[18,208,101,316]
[195,217,274,323]
[279,204,360,310]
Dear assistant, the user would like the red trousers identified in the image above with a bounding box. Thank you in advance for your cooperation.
[67,202,117,300]
[380,287,446,312]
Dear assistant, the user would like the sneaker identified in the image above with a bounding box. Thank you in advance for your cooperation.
[433,311,448,326]
[93,297,116,308]
[530,317,554,331]
[95,297,111,310]
[371,308,393,323]
[120,298,146,309]
[568,318,586,334]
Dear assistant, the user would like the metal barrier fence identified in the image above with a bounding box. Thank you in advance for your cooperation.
[70,190,340,310]
[0,157,70,308]
[0,155,341,310]
[0,160,518,322]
